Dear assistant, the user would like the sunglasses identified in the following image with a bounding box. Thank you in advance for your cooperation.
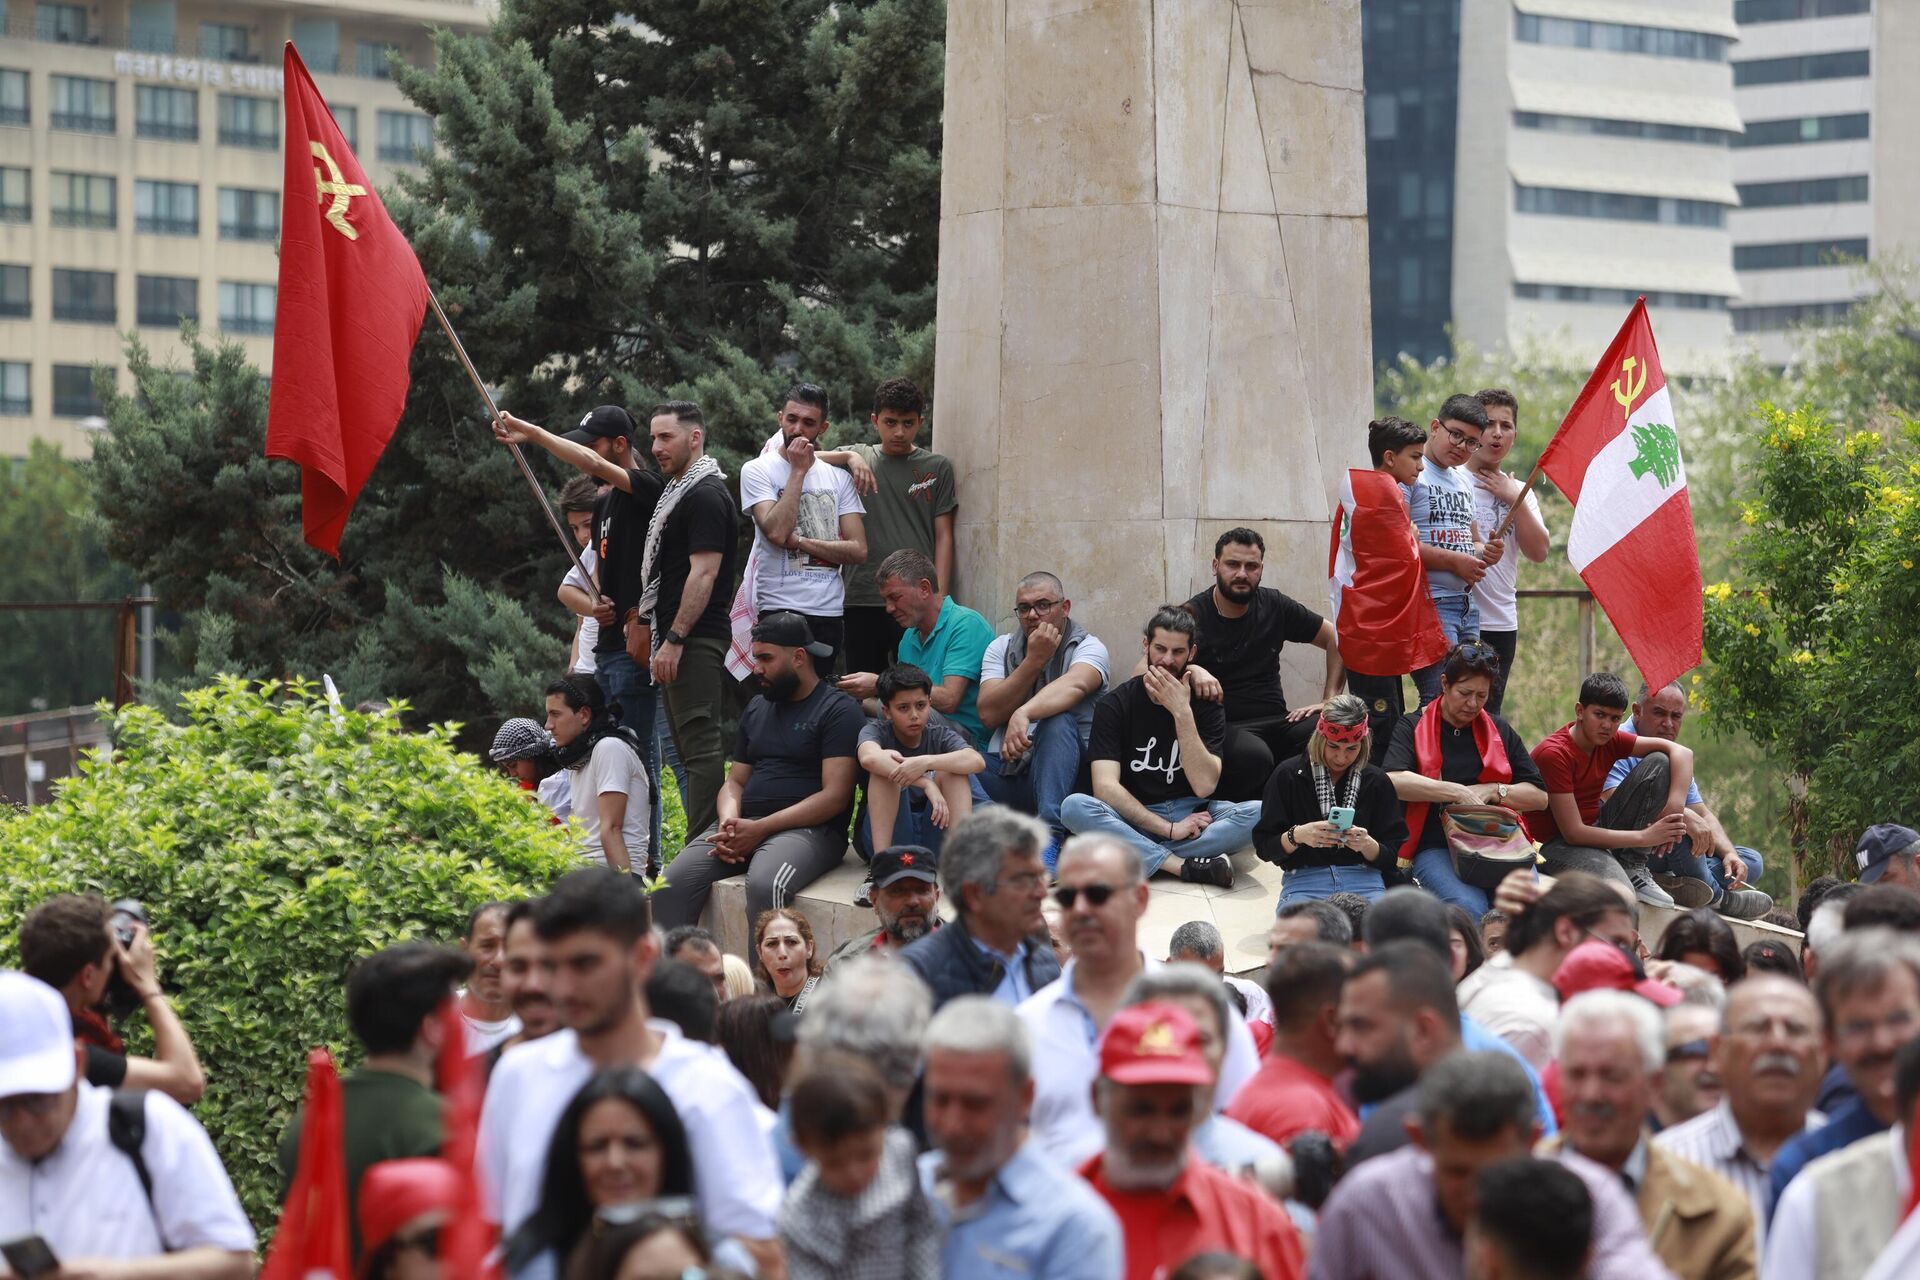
[1667,1038,1711,1063]
[1054,883,1119,909]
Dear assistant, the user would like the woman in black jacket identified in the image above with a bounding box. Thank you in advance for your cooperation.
[1253,693,1407,904]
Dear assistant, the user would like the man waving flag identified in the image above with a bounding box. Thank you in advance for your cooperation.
[1537,299,1701,691]
[265,42,429,557]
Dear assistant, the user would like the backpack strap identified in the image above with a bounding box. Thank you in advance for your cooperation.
[107,1089,171,1252]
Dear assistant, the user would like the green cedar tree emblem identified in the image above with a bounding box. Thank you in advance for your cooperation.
[1628,423,1681,488]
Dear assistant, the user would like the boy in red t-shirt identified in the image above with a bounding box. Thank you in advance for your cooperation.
[1526,672,1694,908]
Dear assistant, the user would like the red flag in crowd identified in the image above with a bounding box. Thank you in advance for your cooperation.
[1328,469,1450,677]
[264,42,429,558]
[260,1049,350,1280]
[1537,300,1702,692]
[434,999,499,1278]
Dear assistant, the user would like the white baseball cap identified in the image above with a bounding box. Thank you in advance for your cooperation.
[0,971,78,1098]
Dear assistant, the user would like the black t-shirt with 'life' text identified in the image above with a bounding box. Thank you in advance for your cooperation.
[1086,675,1229,806]
[1183,586,1325,723]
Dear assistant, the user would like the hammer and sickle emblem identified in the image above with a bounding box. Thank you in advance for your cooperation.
[311,141,367,241]
[1611,355,1647,423]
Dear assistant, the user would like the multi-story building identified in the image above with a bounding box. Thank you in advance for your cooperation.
[1730,0,1920,362]
[0,0,487,457]
[1366,0,1744,377]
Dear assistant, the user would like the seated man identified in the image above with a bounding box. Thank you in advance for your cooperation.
[1525,672,1696,909]
[825,844,943,970]
[653,612,865,935]
[975,571,1110,869]
[854,663,987,859]
[841,549,997,749]
[1060,606,1261,888]
[1602,681,1772,920]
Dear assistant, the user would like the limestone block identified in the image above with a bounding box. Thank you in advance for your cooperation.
[1005,0,1156,209]
[934,209,1006,529]
[1157,203,1217,520]
[1152,0,1234,211]
[1218,9,1278,217]
[1249,72,1367,219]
[1236,0,1365,93]
[941,0,1007,219]
[1279,214,1376,480]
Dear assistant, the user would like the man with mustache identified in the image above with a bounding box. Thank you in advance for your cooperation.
[487,900,558,1070]
[457,901,519,1055]
[826,844,944,971]
[1552,991,1756,1280]
[1654,975,1827,1240]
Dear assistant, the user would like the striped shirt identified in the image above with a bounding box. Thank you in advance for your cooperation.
[1652,1100,1824,1242]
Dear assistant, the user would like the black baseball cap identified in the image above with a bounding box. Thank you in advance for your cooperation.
[561,405,636,446]
[751,611,834,662]
[1858,824,1920,884]
[871,845,938,891]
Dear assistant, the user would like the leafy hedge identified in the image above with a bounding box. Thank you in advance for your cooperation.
[0,678,580,1226]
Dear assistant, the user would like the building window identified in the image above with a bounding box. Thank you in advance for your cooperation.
[1513,112,1731,146]
[218,188,279,241]
[52,364,105,418]
[0,362,27,416]
[51,269,115,323]
[127,1,176,53]
[355,41,402,79]
[1735,113,1871,147]
[1514,183,1727,227]
[136,86,198,141]
[1736,0,1870,22]
[199,22,251,62]
[50,75,114,133]
[1513,283,1729,310]
[329,103,358,151]
[219,281,275,335]
[1514,14,1729,62]
[0,167,27,223]
[377,109,433,162]
[217,94,278,149]
[1732,300,1856,332]
[34,3,89,43]
[135,180,198,236]
[50,172,115,230]
[1733,50,1870,85]
[1734,238,1869,271]
[0,69,27,127]
[1736,174,1869,207]
[137,275,198,327]
[0,264,26,318]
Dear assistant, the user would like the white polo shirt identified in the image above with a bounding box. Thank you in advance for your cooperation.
[0,1081,255,1260]
[1017,952,1260,1169]
[478,1019,781,1278]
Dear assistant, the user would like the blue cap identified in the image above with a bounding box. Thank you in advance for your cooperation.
[1857,824,1920,884]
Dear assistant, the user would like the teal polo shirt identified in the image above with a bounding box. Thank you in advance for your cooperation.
[897,596,996,748]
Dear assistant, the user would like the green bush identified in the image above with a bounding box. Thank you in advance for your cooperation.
[0,677,580,1227]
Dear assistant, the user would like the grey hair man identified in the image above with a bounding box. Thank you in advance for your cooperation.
[1169,919,1272,1027]
[794,953,932,1122]
[1269,899,1353,964]
[919,996,1121,1279]
[900,808,1059,1009]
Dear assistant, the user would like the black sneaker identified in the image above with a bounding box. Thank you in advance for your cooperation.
[1180,856,1235,889]
[1716,887,1774,920]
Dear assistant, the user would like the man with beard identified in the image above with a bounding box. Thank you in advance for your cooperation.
[920,996,1121,1278]
[1657,1001,1725,1130]
[1181,528,1344,800]
[1060,605,1260,888]
[652,613,866,937]
[1654,974,1827,1240]
[1552,991,1756,1280]
[1079,1002,1304,1280]
[1334,941,1464,1165]
[827,845,943,970]
[663,926,728,1004]
[485,900,557,1072]
[738,383,868,675]
[456,902,519,1055]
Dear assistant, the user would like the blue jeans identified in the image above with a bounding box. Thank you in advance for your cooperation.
[1412,845,1493,916]
[1649,840,1765,902]
[595,650,659,860]
[1280,864,1387,904]
[853,775,993,861]
[1413,593,1481,705]
[1059,794,1263,877]
[978,713,1085,871]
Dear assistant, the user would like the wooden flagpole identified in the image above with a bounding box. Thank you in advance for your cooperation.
[1489,465,1543,542]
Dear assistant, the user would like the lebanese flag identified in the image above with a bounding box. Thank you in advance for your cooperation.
[1328,469,1450,676]
[264,42,429,557]
[260,1049,350,1280]
[1538,300,1701,691]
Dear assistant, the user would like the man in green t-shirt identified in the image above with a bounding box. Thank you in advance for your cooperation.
[840,377,958,675]
[277,942,469,1262]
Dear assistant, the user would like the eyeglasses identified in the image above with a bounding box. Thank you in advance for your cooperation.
[1014,599,1063,616]
[998,871,1045,893]
[1666,1038,1711,1063]
[1439,424,1483,453]
[1054,883,1118,909]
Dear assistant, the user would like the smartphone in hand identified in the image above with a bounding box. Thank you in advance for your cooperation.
[1328,806,1355,831]
[1,1235,60,1279]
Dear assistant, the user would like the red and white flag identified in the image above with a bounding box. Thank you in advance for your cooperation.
[1328,469,1450,677]
[1538,299,1702,691]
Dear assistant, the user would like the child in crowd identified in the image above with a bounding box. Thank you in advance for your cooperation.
[854,663,986,859]
[778,1056,938,1280]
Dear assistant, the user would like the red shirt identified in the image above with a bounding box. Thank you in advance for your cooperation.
[1524,723,1637,842]
[1224,1054,1361,1150]
[1081,1152,1305,1280]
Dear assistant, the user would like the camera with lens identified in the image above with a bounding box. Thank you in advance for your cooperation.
[102,899,150,1021]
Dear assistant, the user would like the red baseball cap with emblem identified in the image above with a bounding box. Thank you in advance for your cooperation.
[1098,1001,1215,1087]
[1552,938,1682,1007]
[871,844,939,890]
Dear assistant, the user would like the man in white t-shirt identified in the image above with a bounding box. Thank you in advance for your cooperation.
[545,675,650,876]
[556,473,608,676]
[479,869,783,1280]
[457,902,521,1055]
[975,571,1110,870]
[1468,388,1550,716]
[0,971,255,1274]
[738,383,868,675]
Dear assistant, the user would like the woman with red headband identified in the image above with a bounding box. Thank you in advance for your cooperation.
[1252,692,1408,903]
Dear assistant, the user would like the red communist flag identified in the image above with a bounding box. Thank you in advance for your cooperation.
[265,42,429,557]
[260,1049,350,1280]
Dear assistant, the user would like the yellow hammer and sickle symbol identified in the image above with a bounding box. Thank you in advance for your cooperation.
[1611,355,1647,423]
[311,141,368,241]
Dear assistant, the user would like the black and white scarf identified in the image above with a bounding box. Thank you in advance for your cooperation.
[1312,760,1362,818]
[635,454,725,652]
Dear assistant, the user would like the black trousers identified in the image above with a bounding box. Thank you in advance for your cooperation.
[842,605,905,677]
[1345,671,1406,769]
[1480,629,1518,716]
[1217,715,1319,801]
